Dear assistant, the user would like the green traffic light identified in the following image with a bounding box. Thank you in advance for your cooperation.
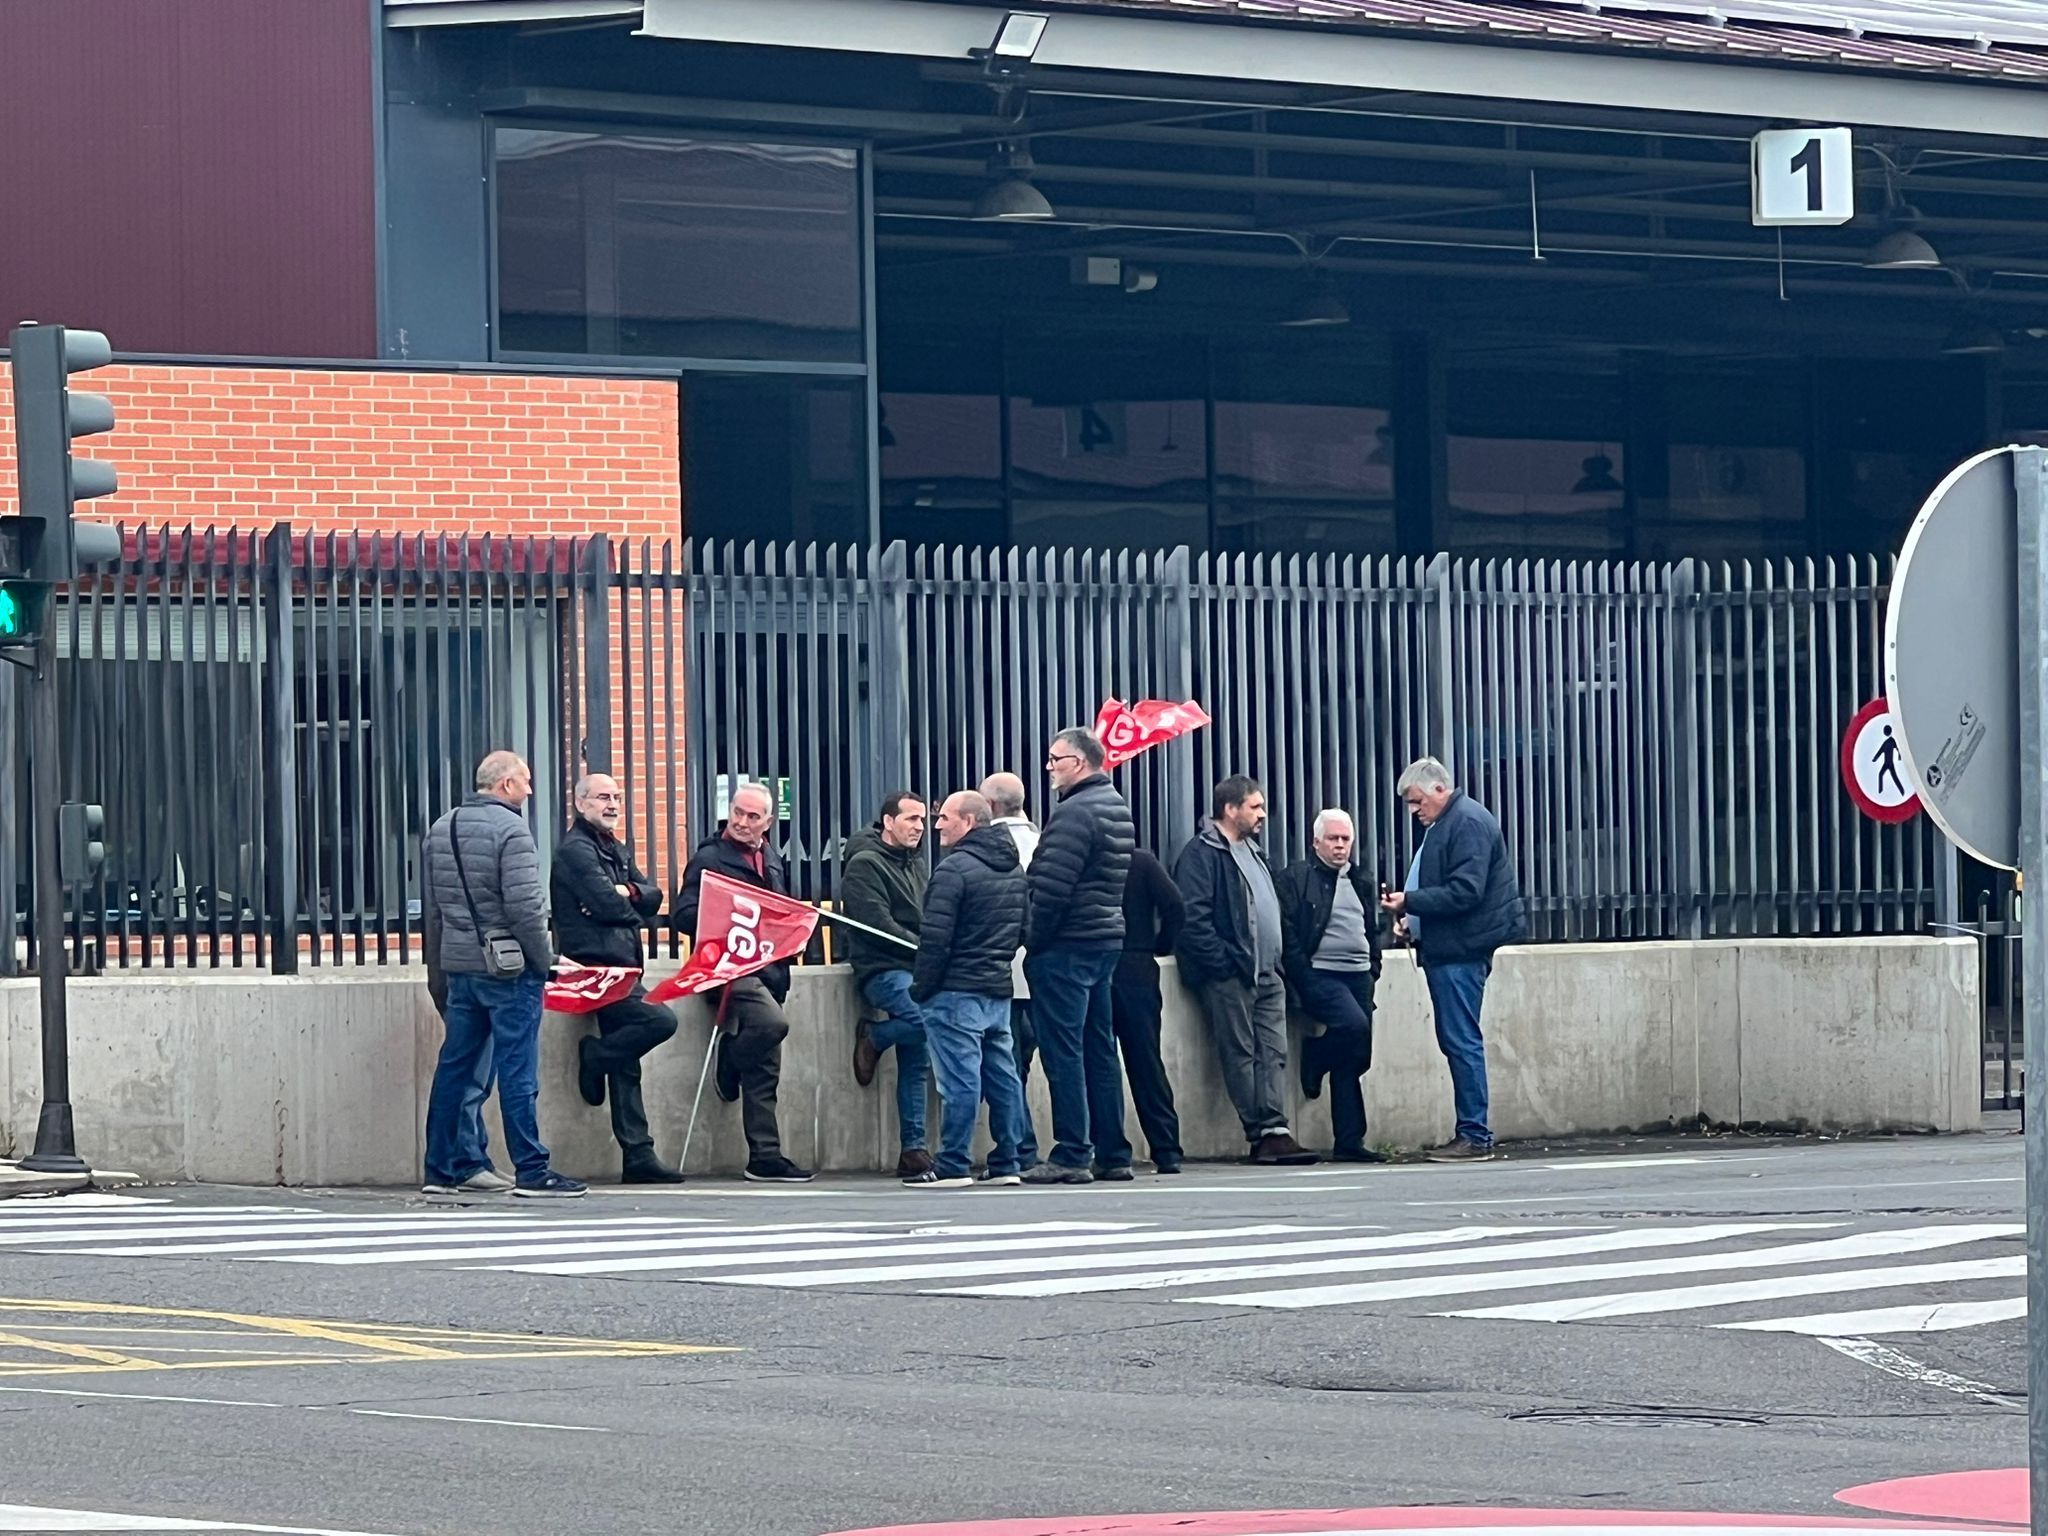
[0,587,20,638]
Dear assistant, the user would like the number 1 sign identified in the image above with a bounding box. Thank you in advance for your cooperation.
[1752,127,1854,227]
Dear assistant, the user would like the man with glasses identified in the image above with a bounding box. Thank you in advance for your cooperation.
[674,781,814,1183]
[1021,728,1136,1185]
[553,772,683,1184]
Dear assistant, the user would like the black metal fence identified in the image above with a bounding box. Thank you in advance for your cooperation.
[0,527,1955,982]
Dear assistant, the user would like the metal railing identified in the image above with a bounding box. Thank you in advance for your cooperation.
[3,528,1945,977]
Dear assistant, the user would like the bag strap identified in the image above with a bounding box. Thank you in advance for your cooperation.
[448,809,493,938]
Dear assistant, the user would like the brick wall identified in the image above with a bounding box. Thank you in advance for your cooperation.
[0,364,681,544]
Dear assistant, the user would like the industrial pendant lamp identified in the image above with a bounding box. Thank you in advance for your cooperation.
[1281,271,1350,327]
[1939,319,2005,356]
[972,142,1055,222]
[1866,200,1942,271]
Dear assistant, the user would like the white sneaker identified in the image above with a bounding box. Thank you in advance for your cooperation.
[902,1170,974,1189]
[420,1183,458,1195]
[460,1168,514,1192]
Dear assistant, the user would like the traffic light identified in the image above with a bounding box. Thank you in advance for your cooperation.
[0,579,50,647]
[8,322,123,582]
[58,802,105,885]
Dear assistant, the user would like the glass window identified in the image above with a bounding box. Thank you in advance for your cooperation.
[880,329,1005,549]
[683,374,870,547]
[495,128,863,363]
[1446,366,1627,558]
[1213,339,1396,558]
[1653,366,1808,562]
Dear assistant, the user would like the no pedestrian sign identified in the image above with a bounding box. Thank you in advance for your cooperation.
[1841,697,1921,824]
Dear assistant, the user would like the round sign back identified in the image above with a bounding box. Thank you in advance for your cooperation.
[1840,697,1920,823]
[1882,445,2019,870]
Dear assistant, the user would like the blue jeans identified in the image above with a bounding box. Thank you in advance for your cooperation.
[460,1045,495,1172]
[860,971,931,1153]
[426,972,549,1182]
[1424,960,1492,1148]
[1023,949,1130,1171]
[923,991,1027,1179]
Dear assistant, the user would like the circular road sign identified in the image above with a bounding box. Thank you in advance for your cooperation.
[1883,445,2019,871]
[1839,697,1920,823]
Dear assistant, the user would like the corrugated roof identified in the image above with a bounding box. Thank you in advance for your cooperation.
[1050,0,2048,79]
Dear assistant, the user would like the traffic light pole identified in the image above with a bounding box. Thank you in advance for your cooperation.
[18,623,86,1176]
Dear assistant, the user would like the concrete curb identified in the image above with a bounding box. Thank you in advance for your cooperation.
[0,1161,143,1200]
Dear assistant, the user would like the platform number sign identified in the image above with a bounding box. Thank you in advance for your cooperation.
[1752,127,1854,227]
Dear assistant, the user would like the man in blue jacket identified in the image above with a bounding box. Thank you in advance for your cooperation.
[1381,757,1526,1162]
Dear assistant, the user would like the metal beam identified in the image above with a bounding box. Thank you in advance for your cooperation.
[638,0,2048,139]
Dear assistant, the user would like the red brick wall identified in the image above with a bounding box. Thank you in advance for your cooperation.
[0,364,681,543]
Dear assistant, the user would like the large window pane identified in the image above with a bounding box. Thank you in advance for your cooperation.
[1446,366,1626,558]
[880,329,1005,549]
[684,374,869,547]
[495,128,863,363]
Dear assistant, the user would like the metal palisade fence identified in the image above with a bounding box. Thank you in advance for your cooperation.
[2,529,1942,977]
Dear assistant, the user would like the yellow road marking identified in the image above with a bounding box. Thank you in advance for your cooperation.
[0,1329,162,1368]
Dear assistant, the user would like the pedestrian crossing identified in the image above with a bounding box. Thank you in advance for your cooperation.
[0,1203,2023,1338]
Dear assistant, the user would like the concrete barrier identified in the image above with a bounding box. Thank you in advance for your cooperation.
[0,937,1979,1185]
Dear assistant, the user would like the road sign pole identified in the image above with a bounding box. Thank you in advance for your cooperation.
[17,622,86,1176]
[2012,444,2047,1536]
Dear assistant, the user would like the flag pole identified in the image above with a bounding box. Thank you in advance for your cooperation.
[678,987,731,1175]
[813,906,918,953]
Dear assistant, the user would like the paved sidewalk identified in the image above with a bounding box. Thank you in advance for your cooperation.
[0,1159,140,1199]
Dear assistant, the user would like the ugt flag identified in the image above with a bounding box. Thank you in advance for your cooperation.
[544,962,641,1015]
[1094,696,1213,770]
[647,871,820,1003]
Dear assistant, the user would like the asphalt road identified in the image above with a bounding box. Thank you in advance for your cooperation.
[0,1131,2026,1536]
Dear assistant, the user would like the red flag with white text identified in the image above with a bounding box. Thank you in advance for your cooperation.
[544,962,642,1015]
[646,871,820,1003]
[1093,696,1213,770]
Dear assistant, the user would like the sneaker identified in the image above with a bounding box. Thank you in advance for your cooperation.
[1250,1131,1320,1166]
[1021,1162,1094,1186]
[744,1157,815,1183]
[1333,1146,1390,1164]
[977,1170,1024,1187]
[576,1036,607,1108]
[1426,1138,1498,1163]
[513,1171,587,1199]
[460,1168,515,1192]
[419,1181,460,1195]
[902,1170,974,1189]
[896,1148,934,1179]
[1154,1158,1183,1175]
[714,1035,741,1104]
[1092,1164,1135,1182]
[853,1022,880,1088]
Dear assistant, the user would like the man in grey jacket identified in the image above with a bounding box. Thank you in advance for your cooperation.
[422,750,585,1198]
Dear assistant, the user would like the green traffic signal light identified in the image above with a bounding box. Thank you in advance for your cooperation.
[0,588,19,638]
[0,581,49,645]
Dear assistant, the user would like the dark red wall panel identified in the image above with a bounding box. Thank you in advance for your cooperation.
[0,0,378,358]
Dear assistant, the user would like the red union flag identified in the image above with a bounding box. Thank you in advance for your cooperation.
[646,871,820,1003]
[544,962,641,1015]
[1093,696,1213,769]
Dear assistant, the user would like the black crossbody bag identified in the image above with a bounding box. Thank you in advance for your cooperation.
[450,810,529,981]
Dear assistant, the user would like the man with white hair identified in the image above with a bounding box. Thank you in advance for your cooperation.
[1381,757,1525,1162]
[1277,808,1384,1163]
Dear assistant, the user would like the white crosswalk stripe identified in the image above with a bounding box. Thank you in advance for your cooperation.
[0,1204,2024,1338]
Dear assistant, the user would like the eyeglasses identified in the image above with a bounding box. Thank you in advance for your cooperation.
[1046,752,1082,769]
[587,792,623,804]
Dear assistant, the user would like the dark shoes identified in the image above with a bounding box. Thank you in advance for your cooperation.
[1426,1138,1498,1162]
[1091,1164,1135,1183]
[1153,1157,1183,1175]
[1300,1043,1327,1102]
[577,1036,607,1108]
[514,1171,587,1199]
[623,1154,685,1184]
[1250,1132,1320,1166]
[853,1022,880,1088]
[902,1170,974,1189]
[1334,1145,1390,1164]
[714,1036,741,1103]
[745,1157,815,1183]
[1021,1162,1094,1185]
[896,1149,934,1179]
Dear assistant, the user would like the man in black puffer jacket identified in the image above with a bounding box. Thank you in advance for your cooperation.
[1022,727,1136,1185]
[905,791,1030,1188]
[552,772,681,1185]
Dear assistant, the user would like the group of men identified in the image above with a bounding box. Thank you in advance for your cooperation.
[415,734,1525,1196]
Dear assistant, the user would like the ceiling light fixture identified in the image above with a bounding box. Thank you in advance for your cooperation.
[1280,271,1350,327]
[991,12,1049,60]
[1866,201,1942,271]
[1940,320,2004,356]
[972,142,1055,221]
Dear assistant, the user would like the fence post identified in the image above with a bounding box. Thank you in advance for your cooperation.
[1159,546,1197,865]
[869,541,913,802]
[1423,551,1457,773]
[1665,559,1704,939]
[260,525,300,976]
[580,537,613,776]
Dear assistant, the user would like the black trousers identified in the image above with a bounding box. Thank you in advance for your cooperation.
[721,977,790,1160]
[584,985,679,1159]
[1298,968,1375,1154]
[1111,954,1183,1165]
[1011,1000,1039,1166]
